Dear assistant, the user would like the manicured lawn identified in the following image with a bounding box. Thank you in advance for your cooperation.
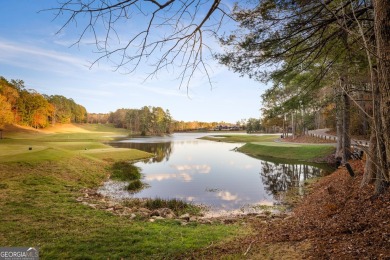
[239,142,335,161]
[202,134,335,162]
[0,124,242,259]
[0,158,239,259]
[201,134,278,143]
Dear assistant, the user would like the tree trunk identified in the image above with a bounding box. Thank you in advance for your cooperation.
[301,107,305,135]
[362,130,377,186]
[373,68,388,194]
[335,86,343,159]
[373,0,390,193]
[359,92,368,136]
[342,91,351,164]
[292,111,295,139]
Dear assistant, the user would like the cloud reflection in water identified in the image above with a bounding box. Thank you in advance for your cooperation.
[216,191,238,201]
[144,164,211,182]
[106,133,325,215]
[172,164,211,174]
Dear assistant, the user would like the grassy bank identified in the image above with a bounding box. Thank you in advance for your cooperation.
[239,142,335,162]
[201,134,277,143]
[202,134,335,162]
[0,124,241,259]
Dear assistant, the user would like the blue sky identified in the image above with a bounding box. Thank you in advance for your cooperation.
[0,0,267,123]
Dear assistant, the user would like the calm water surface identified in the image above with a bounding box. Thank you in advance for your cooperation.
[101,133,325,215]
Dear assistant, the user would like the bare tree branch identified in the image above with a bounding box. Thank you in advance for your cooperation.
[47,0,232,89]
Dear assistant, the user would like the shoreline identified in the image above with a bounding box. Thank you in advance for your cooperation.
[6,124,377,258]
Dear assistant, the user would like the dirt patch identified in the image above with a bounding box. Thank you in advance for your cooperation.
[258,160,390,258]
[192,160,390,259]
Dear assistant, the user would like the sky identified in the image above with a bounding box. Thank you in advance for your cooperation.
[0,0,268,123]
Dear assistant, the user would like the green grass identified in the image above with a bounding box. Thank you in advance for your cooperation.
[145,197,202,216]
[0,158,239,259]
[110,161,145,192]
[127,179,144,192]
[81,147,152,161]
[201,134,278,143]
[111,161,141,181]
[239,142,335,162]
[0,144,48,157]
[44,141,108,151]
[202,134,334,163]
[0,124,242,259]
[0,125,152,163]
[76,123,129,133]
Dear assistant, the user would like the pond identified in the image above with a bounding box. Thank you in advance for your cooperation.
[101,133,328,216]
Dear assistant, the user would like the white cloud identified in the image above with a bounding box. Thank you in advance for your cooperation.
[172,164,211,174]
[0,40,88,69]
[216,191,238,201]
[179,173,193,182]
[143,164,211,183]
[0,38,121,77]
[144,172,193,182]
[145,173,177,181]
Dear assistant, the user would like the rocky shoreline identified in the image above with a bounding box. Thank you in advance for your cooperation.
[77,188,292,226]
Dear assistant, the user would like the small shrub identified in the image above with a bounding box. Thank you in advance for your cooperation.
[145,197,202,216]
[122,199,144,208]
[111,161,141,181]
[127,179,143,192]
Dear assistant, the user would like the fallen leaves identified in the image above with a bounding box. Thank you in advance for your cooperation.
[256,160,390,258]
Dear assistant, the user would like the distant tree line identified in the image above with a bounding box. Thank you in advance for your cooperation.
[106,107,173,136]
[47,95,87,124]
[246,118,262,133]
[0,76,87,129]
[89,109,247,134]
[172,121,240,132]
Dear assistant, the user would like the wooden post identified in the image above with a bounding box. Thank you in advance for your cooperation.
[345,163,355,177]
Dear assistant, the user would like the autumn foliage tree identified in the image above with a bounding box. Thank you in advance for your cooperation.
[47,95,87,124]
[0,95,13,129]
[0,76,87,129]
[217,0,389,193]
[109,106,172,136]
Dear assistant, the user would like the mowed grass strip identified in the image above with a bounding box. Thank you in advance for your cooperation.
[43,141,108,151]
[201,134,278,143]
[0,142,152,163]
[239,142,335,161]
[0,144,48,157]
[0,124,152,163]
[202,134,334,162]
[81,147,152,161]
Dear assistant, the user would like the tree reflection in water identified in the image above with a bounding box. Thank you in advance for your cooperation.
[109,141,173,163]
[105,134,331,211]
[260,161,324,196]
